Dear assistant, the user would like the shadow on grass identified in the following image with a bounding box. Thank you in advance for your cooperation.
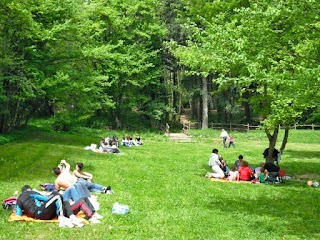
[207,185,320,239]
[285,149,320,160]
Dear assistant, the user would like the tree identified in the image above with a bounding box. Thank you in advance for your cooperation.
[168,0,320,159]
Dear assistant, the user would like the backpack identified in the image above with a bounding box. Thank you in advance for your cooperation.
[2,197,18,210]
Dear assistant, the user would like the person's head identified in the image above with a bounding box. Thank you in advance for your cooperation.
[22,185,32,193]
[238,155,243,160]
[260,167,265,173]
[231,166,236,171]
[53,167,61,176]
[76,162,84,171]
[242,161,249,167]
[212,148,219,154]
[112,141,116,146]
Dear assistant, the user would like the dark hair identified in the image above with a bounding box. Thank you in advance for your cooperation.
[76,162,84,170]
[238,155,243,160]
[22,185,31,192]
[212,148,219,154]
[53,167,61,175]
[242,161,248,167]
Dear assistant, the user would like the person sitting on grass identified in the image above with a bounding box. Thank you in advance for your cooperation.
[239,161,255,181]
[16,185,84,228]
[68,196,103,224]
[54,160,111,199]
[205,148,225,179]
[263,161,280,183]
[259,168,269,183]
[227,166,239,181]
[73,162,113,193]
[110,141,121,153]
[121,136,132,147]
[135,135,143,145]
[219,156,230,177]
[233,155,244,171]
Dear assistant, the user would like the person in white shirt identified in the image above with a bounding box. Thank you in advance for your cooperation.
[219,129,229,148]
[205,149,225,179]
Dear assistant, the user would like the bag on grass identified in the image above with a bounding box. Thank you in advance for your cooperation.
[2,197,18,210]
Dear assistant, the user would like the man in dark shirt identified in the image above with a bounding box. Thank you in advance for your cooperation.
[264,162,280,182]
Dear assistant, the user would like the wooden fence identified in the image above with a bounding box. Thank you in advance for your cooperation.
[184,122,320,131]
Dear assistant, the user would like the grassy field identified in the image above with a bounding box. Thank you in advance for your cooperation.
[0,125,320,240]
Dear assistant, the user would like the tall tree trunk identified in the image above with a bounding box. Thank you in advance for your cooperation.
[242,91,252,123]
[266,125,279,162]
[280,127,289,154]
[201,76,208,129]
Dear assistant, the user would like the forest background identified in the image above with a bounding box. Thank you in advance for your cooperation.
[0,0,319,156]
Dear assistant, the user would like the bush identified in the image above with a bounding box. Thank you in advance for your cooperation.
[0,136,10,145]
[51,114,73,132]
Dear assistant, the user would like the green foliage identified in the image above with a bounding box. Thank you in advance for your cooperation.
[51,113,73,132]
[0,135,10,145]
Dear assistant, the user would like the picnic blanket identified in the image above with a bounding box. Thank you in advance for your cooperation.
[9,211,86,223]
[210,178,253,184]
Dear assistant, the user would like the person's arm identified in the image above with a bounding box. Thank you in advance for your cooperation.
[55,180,61,191]
[60,160,70,172]
[73,169,92,180]
[30,194,49,202]
[16,205,23,216]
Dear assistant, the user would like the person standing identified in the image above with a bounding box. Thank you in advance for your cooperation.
[228,135,235,148]
[206,149,225,179]
[220,129,229,148]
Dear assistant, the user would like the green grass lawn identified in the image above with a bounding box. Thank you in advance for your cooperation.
[0,126,320,240]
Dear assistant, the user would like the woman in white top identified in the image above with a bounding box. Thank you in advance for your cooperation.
[206,149,225,179]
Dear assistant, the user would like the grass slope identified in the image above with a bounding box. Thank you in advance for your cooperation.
[0,127,320,240]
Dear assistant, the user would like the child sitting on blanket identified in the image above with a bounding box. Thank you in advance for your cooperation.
[227,166,239,181]
[259,168,269,183]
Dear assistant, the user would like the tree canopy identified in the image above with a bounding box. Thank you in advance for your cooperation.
[0,0,319,145]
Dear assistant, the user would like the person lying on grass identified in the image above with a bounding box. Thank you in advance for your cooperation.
[16,185,84,228]
[54,160,112,196]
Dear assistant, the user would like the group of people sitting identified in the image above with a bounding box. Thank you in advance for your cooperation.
[121,135,143,147]
[205,148,282,183]
[99,135,121,153]
[15,160,113,228]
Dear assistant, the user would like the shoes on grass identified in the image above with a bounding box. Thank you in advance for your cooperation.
[59,216,74,228]
[89,217,101,224]
[70,215,85,227]
[92,212,103,219]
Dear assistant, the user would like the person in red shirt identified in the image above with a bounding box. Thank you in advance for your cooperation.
[239,161,254,181]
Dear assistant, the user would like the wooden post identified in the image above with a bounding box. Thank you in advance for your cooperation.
[247,123,250,131]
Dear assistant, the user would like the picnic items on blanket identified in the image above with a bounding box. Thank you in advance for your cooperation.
[112,202,129,214]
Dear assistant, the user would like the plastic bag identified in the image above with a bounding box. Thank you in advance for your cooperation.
[112,202,129,214]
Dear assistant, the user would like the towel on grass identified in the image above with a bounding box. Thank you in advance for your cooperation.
[9,211,86,223]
